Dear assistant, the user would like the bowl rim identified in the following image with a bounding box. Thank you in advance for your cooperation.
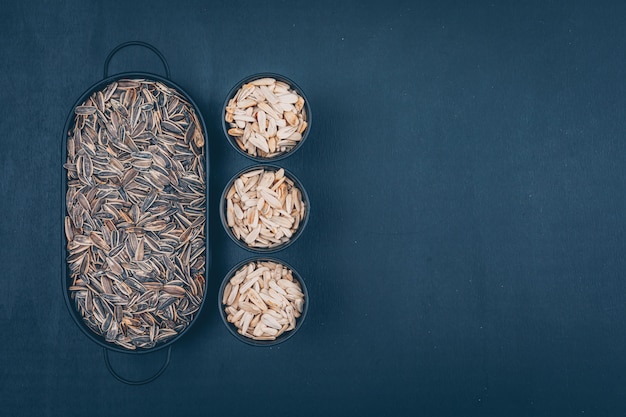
[219,164,310,254]
[61,71,210,354]
[221,72,312,162]
[218,257,309,347]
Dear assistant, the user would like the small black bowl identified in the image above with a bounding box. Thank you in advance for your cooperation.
[222,72,311,162]
[62,70,210,356]
[220,164,310,253]
[218,257,309,346]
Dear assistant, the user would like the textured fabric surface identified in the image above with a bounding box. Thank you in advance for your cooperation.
[1,1,625,415]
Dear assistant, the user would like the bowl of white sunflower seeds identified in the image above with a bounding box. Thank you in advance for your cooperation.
[220,165,309,253]
[222,73,311,161]
[219,258,308,346]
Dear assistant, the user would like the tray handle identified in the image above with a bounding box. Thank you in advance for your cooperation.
[103,41,171,79]
[103,346,171,385]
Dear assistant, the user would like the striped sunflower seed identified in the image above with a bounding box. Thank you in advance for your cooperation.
[65,78,206,350]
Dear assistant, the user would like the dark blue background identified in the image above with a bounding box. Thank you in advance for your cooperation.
[1,0,625,415]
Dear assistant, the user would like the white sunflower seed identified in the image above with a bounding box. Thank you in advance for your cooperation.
[222,260,304,342]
